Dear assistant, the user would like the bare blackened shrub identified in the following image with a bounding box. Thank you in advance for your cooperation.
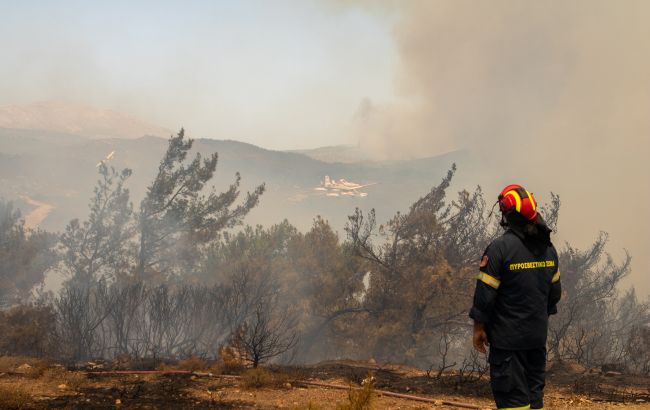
[456,349,489,386]
[232,298,298,368]
[426,327,458,379]
[626,325,650,375]
[101,282,147,358]
[48,280,251,362]
[54,282,111,362]
[547,232,635,367]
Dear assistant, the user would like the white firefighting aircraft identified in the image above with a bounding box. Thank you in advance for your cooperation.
[96,151,115,167]
[314,176,376,197]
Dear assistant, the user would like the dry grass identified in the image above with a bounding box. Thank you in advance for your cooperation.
[292,402,323,410]
[176,355,208,371]
[64,371,88,390]
[0,355,52,378]
[241,367,289,389]
[336,381,375,410]
[42,367,88,390]
[293,381,375,410]
[0,385,31,409]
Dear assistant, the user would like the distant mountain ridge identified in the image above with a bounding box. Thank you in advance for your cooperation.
[0,130,468,234]
[288,145,374,163]
[0,102,469,234]
[0,101,172,139]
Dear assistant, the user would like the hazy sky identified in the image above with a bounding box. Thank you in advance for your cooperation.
[0,0,397,149]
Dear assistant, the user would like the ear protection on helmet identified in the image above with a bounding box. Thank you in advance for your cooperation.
[498,184,538,222]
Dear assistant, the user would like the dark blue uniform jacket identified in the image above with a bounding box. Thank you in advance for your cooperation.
[470,227,562,350]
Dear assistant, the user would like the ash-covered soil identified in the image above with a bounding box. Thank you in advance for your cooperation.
[0,359,648,409]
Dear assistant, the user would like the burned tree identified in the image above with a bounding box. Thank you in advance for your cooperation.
[232,298,298,368]
[547,232,632,366]
[344,165,487,364]
[55,282,112,361]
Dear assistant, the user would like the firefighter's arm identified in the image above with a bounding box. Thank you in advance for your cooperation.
[469,243,503,325]
[472,320,489,354]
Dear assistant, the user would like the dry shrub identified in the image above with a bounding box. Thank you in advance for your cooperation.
[336,380,374,410]
[0,305,56,357]
[112,353,133,370]
[241,367,289,389]
[0,385,31,409]
[177,355,207,371]
[213,345,246,374]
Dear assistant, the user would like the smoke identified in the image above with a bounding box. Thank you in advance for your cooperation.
[353,1,649,156]
[349,0,650,293]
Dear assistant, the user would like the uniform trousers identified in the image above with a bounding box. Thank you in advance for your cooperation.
[489,346,547,409]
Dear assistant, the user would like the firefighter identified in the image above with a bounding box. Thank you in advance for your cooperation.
[470,184,561,410]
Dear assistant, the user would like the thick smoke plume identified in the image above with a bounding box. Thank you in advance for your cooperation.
[350,0,650,294]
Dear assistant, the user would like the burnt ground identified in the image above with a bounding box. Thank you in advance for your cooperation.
[0,359,649,409]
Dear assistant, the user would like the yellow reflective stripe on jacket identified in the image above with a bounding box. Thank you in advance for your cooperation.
[551,269,560,283]
[477,271,500,289]
[498,405,530,410]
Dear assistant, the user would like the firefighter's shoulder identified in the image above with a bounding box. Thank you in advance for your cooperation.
[483,234,509,255]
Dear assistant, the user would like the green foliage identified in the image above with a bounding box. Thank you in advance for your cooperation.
[0,199,57,306]
[58,129,265,285]
[60,164,134,286]
[137,128,265,281]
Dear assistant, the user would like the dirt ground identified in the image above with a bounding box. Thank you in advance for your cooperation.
[0,359,648,409]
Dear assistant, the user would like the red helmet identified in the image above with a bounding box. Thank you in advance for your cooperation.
[498,184,538,222]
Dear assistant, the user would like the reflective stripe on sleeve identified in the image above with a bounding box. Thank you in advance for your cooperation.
[551,270,560,283]
[477,271,500,289]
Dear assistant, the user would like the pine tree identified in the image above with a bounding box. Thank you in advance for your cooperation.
[136,129,265,281]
